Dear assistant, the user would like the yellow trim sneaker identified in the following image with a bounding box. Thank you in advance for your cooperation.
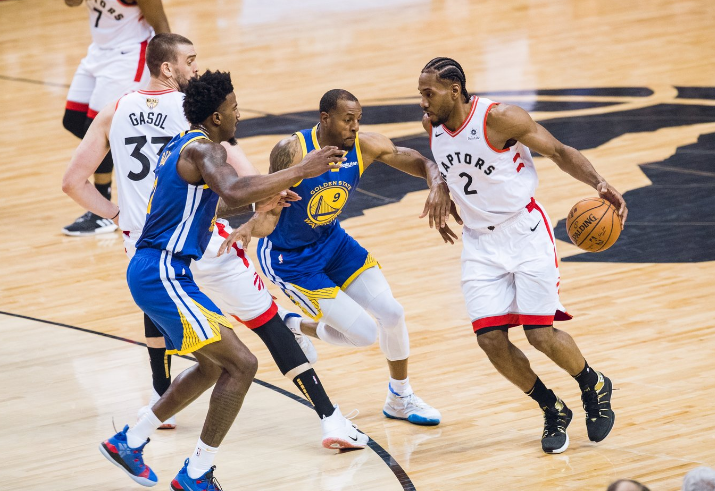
[541,398,573,454]
[581,371,615,442]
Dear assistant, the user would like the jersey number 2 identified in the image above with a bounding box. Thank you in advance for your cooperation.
[124,136,172,181]
[459,172,478,195]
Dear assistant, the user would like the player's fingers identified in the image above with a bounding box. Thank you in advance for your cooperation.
[620,207,628,228]
[419,201,429,220]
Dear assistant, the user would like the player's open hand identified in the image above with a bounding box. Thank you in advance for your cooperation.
[596,181,628,228]
[217,224,252,256]
[298,146,345,178]
[420,182,452,229]
[256,190,301,212]
[436,201,462,244]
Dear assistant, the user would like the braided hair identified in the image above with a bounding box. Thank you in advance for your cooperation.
[422,57,470,103]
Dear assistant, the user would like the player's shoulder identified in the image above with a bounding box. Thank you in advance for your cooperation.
[486,102,532,131]
[269,134,302,172]
[356,131,391,152]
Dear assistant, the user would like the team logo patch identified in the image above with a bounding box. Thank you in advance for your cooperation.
[145,97,159,109]
[305,184,350,228]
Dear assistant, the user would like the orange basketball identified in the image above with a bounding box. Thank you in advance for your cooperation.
[565,198,621,252]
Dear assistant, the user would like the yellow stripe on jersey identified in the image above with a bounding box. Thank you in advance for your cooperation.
[341,253,380,290]
[310,125,321,150]
[180,135,209,153]
[354,133,365,176]
[293,131,308,187]
[289,284,341,321]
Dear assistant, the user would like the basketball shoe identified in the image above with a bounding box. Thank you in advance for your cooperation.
[383,388,441,426]
[137,388,176,429]
[171,459,222,491]
[99,425,158,487]
[321,405,369,449]
[277,305,318,364]
[62,211,117,236]
[541,398,573,454]
[581,371,615,442]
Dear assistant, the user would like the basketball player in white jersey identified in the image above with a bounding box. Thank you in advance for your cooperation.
[62,34,368,451]
[62,0,170,236]
[418,57,628,454]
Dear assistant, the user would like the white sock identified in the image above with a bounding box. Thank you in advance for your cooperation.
[389,377,413,397]
[187,438,219,479]
[126,409,162,448]
[286,315,302,334]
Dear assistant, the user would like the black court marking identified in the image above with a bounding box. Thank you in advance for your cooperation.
[0,74,71,88]
[0,310,416,491]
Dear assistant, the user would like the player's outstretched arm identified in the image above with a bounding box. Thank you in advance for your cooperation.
[360,131,453,229]
[489,103,628,227]
[216,208,282,256]
[181,139,343,210]
[61,103,120,223]
[136,0,171,34]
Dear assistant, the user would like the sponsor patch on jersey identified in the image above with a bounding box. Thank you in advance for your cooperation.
[145,97,158,109]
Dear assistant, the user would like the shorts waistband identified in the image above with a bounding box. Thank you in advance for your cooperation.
[466,198,537,235]
[134,247,192,265]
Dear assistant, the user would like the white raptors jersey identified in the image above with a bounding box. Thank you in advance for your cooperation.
[429,96,539,230]
[109,89,188,235]
[85,0,153,48]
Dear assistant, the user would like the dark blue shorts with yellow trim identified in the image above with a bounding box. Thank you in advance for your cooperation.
[257,225,378,320]
[127,248,233,355]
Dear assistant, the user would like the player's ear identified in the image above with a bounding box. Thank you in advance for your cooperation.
[319,111,330,127]
[160,61,172,79]
[451,83,460,99]
[211,111,221,127]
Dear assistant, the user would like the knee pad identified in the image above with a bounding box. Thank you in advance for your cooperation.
[62,109,89,139]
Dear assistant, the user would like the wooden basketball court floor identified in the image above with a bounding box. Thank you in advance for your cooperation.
[2,0,715,489]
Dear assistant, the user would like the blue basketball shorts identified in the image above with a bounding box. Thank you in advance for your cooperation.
[127,248,233,355]
[257,226,379,320]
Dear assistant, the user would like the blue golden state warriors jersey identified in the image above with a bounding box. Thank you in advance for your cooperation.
[266,125,364,249]
[136,130,220,260]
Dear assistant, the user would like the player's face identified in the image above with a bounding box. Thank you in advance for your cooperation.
[216,92,240,143]
[418,71,456,127]
[323,99,362,151]
[172,43,199,92]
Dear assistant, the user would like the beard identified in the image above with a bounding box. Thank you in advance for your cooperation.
[226,137,238,146]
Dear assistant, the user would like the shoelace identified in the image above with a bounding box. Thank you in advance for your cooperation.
[202,466,223,491]
[543,409,568,437]
[581,389,603,419]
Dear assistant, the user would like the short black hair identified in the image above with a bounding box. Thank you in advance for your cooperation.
[607,479,651,491]
[422,57,470,103]
[183,70,234,125]
[319,89,358,115]
[146,33,193,78]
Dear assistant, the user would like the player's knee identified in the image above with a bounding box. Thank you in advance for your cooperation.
[476,329,509,355]
[524,325,554,352]
[376,299,405,330]
[231,351,258,379]
[346,314,378,347]
[62,109,88,139]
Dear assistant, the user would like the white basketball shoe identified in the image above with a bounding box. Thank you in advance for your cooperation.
[383,389,441,426]
[321,405,369,450]
[277,305,318,364]
[137,388,177,430]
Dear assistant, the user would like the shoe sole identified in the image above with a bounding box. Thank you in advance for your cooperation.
[383,410,441,426]
[99,443,157,487]
[588,377,616,442]
[322,437,368,450]
[158,423,177,430]
[62,225,118,237]
[543,433,570,454]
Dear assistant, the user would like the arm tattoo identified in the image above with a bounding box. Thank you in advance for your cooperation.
[269,139,296,174]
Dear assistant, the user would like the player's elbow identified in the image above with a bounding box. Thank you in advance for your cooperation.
[61,173,81,197]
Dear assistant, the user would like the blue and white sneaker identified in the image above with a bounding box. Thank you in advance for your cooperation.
[99,425,158,487]
[171,459,222,491]
[277,305,318,364]
[383,388,441,426]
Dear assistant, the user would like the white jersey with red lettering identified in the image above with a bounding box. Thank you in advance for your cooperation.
[110,89,187,237]
[430,96,539,231]
[110,88,275,325]
[85,0,154,49]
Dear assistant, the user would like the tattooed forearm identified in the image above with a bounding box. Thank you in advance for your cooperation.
[269,137,297,174]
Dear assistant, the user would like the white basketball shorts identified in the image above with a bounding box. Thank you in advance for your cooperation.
[66,40,150,118]
[461,198,572,333]
[124,219,276,328]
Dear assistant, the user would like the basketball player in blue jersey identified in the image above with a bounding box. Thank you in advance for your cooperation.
[98,71,367,491]
[222,89,452,426]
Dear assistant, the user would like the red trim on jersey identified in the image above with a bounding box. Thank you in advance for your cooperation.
[472,313,554,331]
[137,89,176,95]
[216,222,250,268]
[442,96,478,138]
[527,198,559,267]
[133,40,148,82]
[484,103,510,153]
[65,101,89,113]
[512,152,520,163]
[232,301,278,329]
[87,108,99,119]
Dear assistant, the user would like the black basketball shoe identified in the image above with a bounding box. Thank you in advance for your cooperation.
[541,398,573,454]
[62,211,117,236]
[581,371,615,442]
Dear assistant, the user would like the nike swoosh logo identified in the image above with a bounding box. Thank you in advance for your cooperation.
[121,50,130,55]
[435,132,444,137]
[349,435,358,442]
[530,220,541,232]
